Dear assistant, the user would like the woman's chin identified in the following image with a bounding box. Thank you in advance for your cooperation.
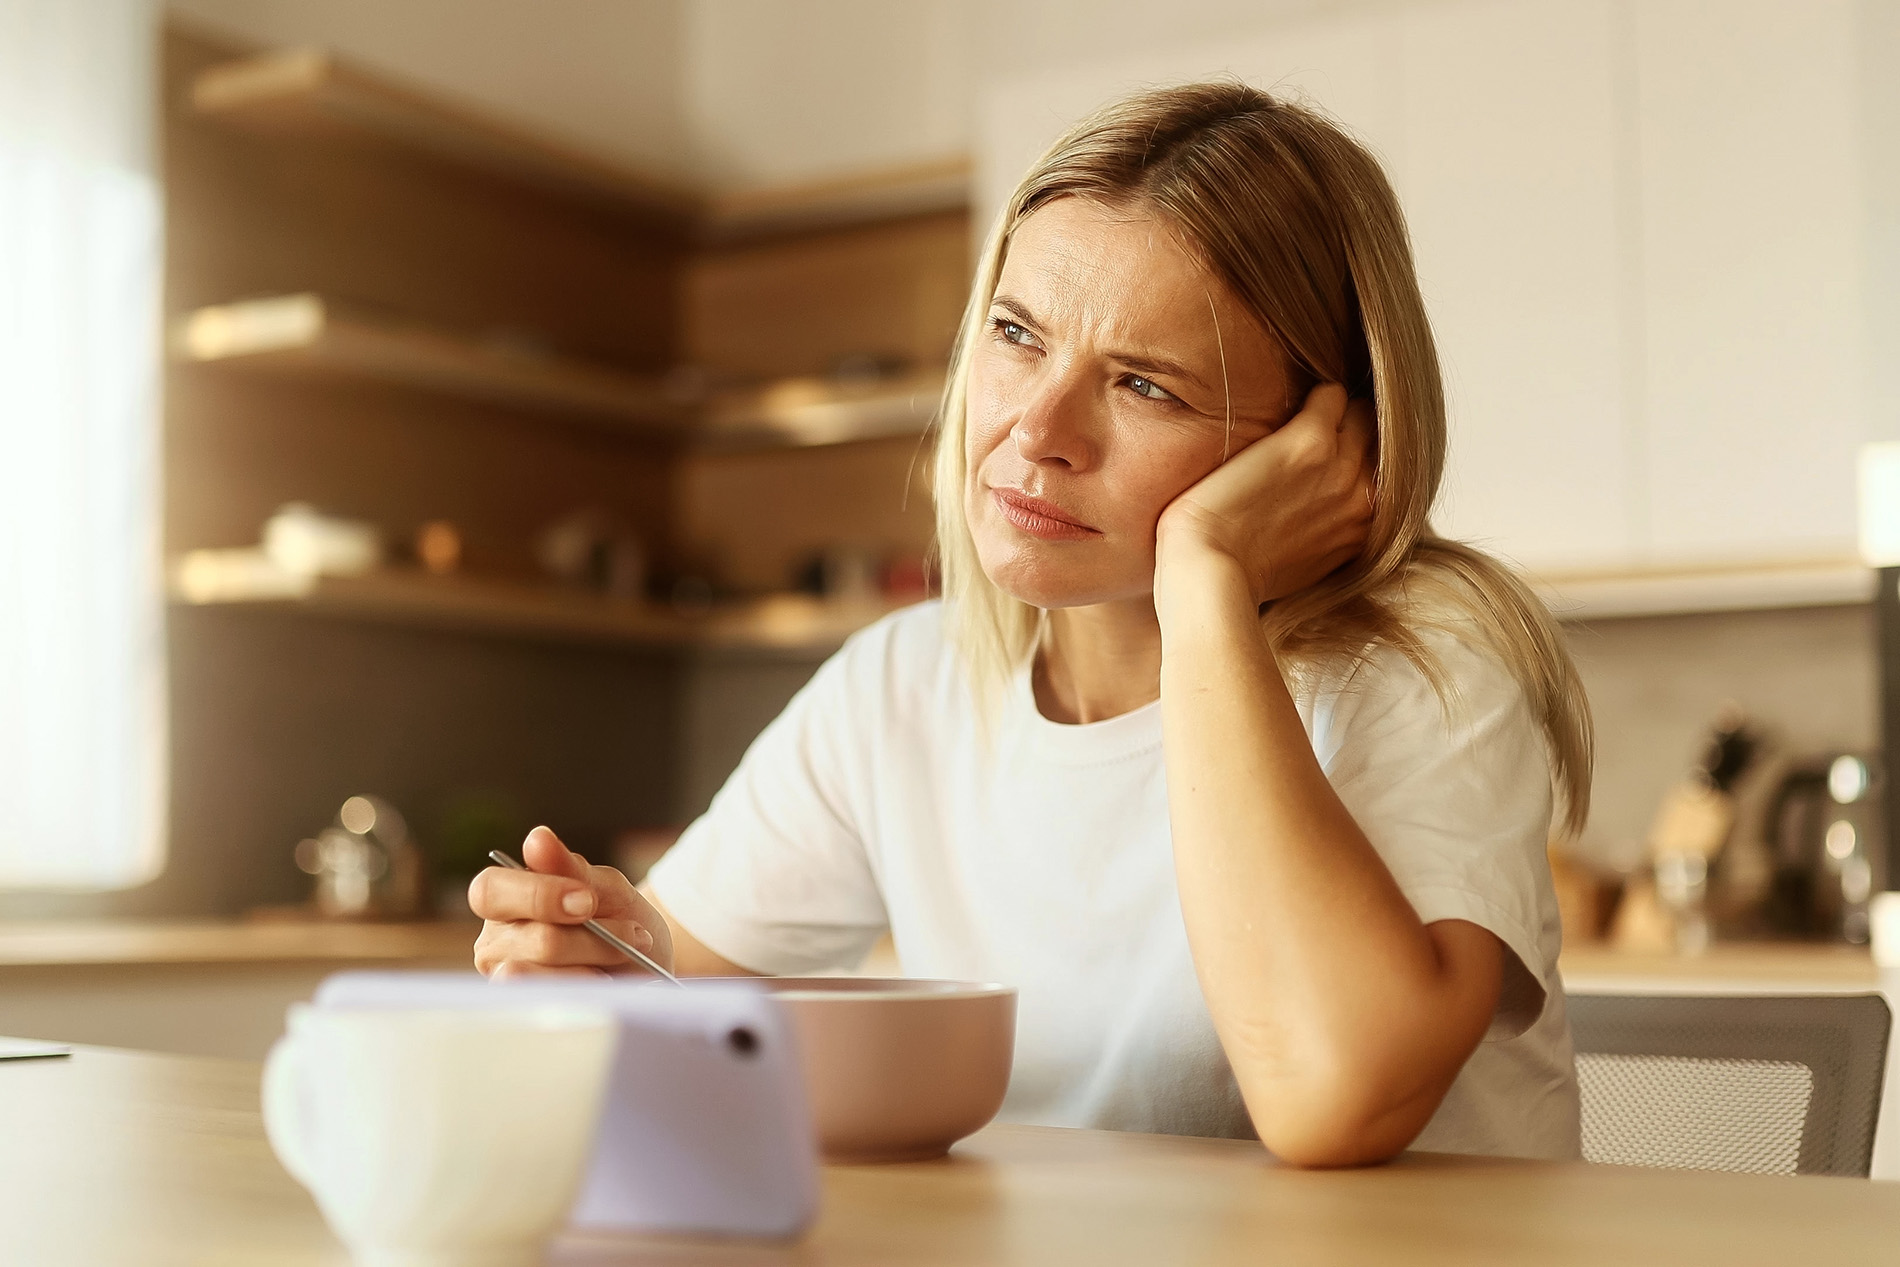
[977,551,1146,611]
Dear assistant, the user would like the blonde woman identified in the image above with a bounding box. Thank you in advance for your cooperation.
[471,82,1592,1167]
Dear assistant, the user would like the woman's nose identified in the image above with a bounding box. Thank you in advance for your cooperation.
[1010,377,1096,470]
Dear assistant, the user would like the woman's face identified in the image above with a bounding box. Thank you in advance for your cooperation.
[965,196,1290,610]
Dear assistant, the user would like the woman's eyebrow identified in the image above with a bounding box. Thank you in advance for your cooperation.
[991,293,1215,395]
[1113,351,1213,395]
[990,294,1041,328]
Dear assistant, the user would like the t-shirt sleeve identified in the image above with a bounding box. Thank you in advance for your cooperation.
[1313,631,1559,1040]
[643,634,890,975]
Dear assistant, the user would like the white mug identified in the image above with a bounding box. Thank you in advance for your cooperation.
[263,1004,617,1267]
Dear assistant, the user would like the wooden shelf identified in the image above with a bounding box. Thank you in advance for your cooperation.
[189,48,972,242]
[170,561,900,655]
[1534,559,1872,621]
[175,294,944,449]
[700,155,973,243]
[173,294,686,435]
[172,541,1870,650]
[183,46,965,449]
[700,368,943,449]
[189,47,701,229]
[180,557,1871,652]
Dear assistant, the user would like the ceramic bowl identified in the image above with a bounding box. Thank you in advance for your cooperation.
[756,977,1017,1163]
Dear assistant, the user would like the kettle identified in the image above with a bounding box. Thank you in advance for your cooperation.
[1761,755,1883,943]
[293,794,425,919]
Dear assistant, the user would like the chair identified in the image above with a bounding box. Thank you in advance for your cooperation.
[1567,992,1890,1177]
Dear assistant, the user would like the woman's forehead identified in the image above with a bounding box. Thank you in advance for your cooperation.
[1000,198,1272,356]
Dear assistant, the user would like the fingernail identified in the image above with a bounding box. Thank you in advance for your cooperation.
[561,890,593,917]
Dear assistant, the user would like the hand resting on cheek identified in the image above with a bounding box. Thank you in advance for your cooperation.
[1155,383,1376,609]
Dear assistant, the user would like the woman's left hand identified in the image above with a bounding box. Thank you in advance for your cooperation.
[1155,382,1375,609]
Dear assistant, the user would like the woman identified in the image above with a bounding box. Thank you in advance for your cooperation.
[471,81,1592,1168]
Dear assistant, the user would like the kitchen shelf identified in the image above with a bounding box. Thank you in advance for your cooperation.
[189,48,971,242]
[174,294,686,435]
[175,294,944,449]
[700,369,944,448]
[700,155,973,243]
[169,561,900,655]
[1534,559,1872,621]
[189,47,701,228]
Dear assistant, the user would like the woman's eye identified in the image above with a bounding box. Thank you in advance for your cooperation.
[993,318,1036,346]
[1127,375,1176,403]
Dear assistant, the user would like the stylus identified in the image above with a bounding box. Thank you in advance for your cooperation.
[487,849,686,987]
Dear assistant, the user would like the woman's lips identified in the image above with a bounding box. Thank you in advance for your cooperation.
[990,489,1100,541]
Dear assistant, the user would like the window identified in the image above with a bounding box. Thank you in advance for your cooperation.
[0,0,165,887]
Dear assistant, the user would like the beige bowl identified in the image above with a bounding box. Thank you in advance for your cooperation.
[756,977,1016,1163]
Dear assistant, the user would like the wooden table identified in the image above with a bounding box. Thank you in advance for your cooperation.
[8,1045,1900,1266]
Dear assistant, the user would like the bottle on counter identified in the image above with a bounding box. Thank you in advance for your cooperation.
[1613,711,1758,955]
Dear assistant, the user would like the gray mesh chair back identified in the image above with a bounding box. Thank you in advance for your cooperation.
[1567,992,1890,1177]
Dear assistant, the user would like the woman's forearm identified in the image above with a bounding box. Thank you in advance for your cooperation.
[1156,548,1499,1165]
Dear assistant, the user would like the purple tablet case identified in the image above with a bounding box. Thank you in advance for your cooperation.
[311,971,819,1239]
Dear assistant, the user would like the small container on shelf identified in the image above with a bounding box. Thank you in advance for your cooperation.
[414,520,463,575]
[264,503,382,579]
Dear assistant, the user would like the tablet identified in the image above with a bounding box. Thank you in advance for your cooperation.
[312,971,818,1239]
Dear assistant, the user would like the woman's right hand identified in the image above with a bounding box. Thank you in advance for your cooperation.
[470,825,675,979]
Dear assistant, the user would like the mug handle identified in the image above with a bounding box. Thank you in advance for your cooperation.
[261,1035,319,1186]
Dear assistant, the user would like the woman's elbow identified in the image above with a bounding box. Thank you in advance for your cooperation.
[1245,1071,1445,1169]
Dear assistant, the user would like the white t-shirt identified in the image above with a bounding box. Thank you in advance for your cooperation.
[646,600,1582,1160]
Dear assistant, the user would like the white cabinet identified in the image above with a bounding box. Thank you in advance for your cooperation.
[974,8,1408,224]
[977,0,1888,584]
[1632,0,1869,566]
[1403,0,1880,572]
[1390,0,1635,572]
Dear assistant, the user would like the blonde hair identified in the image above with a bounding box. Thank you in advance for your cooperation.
[930,81,1592,835]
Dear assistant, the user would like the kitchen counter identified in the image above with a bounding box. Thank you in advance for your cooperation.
[1,924,1865,979]
[0,918,477,1061]
[1560,942,1879,991]
[0,925,1881,1065]
[0,917,477,967]
[9,1043,1900,1266]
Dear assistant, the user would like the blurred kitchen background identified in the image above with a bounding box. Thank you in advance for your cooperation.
[3,0,1899,1053]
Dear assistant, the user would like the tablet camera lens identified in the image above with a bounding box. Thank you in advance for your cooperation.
[725,1026,760,1058]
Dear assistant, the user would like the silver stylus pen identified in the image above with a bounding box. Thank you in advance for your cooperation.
[487,849,684,987]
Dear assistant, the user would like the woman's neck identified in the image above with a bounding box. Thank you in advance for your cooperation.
[1032,598,1163,724]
